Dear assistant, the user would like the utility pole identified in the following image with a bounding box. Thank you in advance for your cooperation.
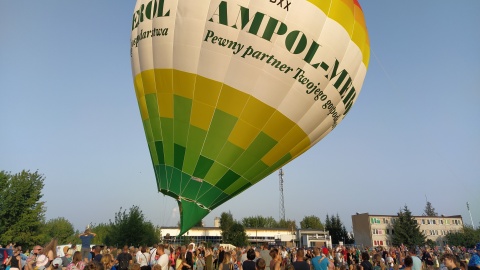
[279,168,285,221]
[467,202,475,229]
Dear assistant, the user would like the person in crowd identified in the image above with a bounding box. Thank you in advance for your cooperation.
[130,264,141,270]
[138,246,151,270]
[312,248,329,270]
[441,253,460,270]
[157,244,169,270]
[205,247,213,270]
[196,251,205,270]
[259,245,271,270]
[242,249,256,270]
[256,259,266,270]
[217,246,225,270]
[169,247,176,270]
[292,249,309,270]
[117,246,133,270]
[92,246,103,263]
[43,239,58,270]
[61,246,73,267]
[150,245,158,265]
[269,249,281,270]
[130,247,138,264]
[219,252,233,270]
[67,251,86,270]
[100,253,116,270]
[6,247,22,270]
[52,257,63,270]
[468,243,480,270]
[360,252,372,270]
[372,254,385,270]
[185,244,195,270]
[79,230,97,262]
[177,252,191,270]
[422,248,434,270]
[408,247,421,270]
[403,257,413,270]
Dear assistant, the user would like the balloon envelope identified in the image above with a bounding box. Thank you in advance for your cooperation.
[130,0,370,235]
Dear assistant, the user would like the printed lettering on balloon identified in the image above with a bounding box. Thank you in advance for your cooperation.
[269,0,292,11]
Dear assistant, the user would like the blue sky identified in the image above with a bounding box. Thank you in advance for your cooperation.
[1,1,479,234]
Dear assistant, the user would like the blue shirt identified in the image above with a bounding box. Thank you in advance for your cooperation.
[80,234,94,248]
[311,256,329,270]
[468,252,480,267]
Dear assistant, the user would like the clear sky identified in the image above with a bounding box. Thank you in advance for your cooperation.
[1,1,479,234]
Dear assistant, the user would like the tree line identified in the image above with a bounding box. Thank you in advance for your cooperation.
[1,170,479,248]
[0,170,160,247]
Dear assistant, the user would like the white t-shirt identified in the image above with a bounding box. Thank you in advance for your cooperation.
[157,254,169,270]
[139,252,151,267]
[150,249,158,265]
[136,251,143,263]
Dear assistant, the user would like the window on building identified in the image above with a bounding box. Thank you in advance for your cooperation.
[440,220,444,225]
[433,220,436,225]
[391,229,395,235]
[422,219,425,224]
[386,229,390,235]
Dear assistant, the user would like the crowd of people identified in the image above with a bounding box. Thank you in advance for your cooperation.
[1,230,479,270]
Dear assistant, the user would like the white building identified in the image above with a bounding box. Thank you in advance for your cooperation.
[159,218,331,248]
[352,213,463,247]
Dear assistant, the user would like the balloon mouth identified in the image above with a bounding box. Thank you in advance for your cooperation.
[176,196,211,236]
[178,196,209,210]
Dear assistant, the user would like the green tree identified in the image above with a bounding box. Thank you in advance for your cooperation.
[41,217,76,244]
[91,223,112,246]
[0,170,46,246]
[423,201,438,216]
[241,216,278,228]
[278,219,297,230]
[220,212,234,242]
[220,212,247,245]
[391,205,426,246]
[229,222,248,247]
[300,215,324,230]
[325,214,352,244]
[105,205,160,246]
[445,226,480,247]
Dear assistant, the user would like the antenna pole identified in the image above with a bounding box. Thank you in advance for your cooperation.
[467,202,475,229]
[279,168,285,221]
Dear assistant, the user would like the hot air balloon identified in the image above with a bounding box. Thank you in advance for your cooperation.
[130,0,370,235]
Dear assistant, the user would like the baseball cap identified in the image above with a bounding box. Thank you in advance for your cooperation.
[52,258,63,267]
